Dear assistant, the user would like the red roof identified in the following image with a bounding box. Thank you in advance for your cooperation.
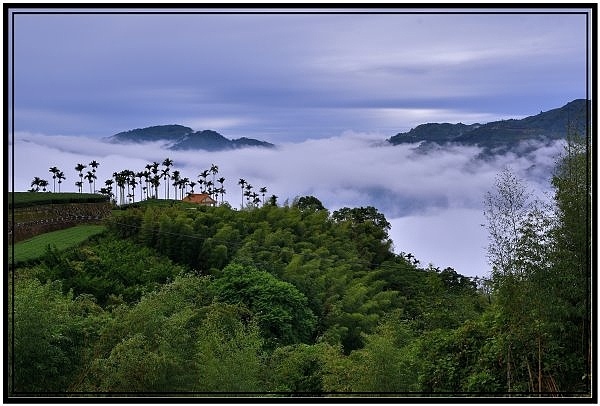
[182,193,217,205]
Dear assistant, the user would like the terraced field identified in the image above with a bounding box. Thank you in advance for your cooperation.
[8,224,107,265]
[8,192,112,242]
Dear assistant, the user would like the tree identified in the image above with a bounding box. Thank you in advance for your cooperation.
[217,177,226,204]
[89,160,99,192]
[268,343,339,392]
[143,162,160,199]
[38,179,49,192]
[331,206,394,267]
[49,166,59,192]
[482,166,581,393]
[84,171,96,194]
[9,278,107,392]
[30,176,42,192]
[550,128,591,391]
[135,172,145,201]
[211,263,317,346]
[210,164,219,200]
[259,187,267,206]
[195,304,265,392]
[267,194,278,207]
[293,195,326,212]
[238,178,246,209]
[199,170,210,193]
[162,158,173,199]
[171,170,180,201]
[57,171,66,193]
[483,167,532,279]
[75,163,87,192]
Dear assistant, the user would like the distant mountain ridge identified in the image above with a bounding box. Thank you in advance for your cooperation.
[107,125,275,151]
[388,99,590,153]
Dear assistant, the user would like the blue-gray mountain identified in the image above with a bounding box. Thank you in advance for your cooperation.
[388,99,589,154]
[106,125,275,151]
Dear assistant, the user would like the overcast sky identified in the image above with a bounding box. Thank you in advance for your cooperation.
[7,7,591,278]
[9,8,589,141]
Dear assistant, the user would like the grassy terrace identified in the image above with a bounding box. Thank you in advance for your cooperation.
[9,192,109,209]
[8,224,107,265]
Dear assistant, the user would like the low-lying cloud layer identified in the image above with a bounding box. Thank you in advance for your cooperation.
[9,132,565,278]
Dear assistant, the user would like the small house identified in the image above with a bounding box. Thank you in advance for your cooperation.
[182,193,217,206]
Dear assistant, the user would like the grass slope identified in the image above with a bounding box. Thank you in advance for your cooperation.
[9,192,109,209]
[9,224,107,265]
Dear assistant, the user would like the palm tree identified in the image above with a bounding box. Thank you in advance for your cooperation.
[150,162,160,198]
[75,181,83,194]
[30,176,42,192]
[150,175,160,199]
[259,187,267,206]
[49,166,59,192]
[217,187,226,204]
[130,177,137,203]
[142,170,151,200]
[135,172,145,201]
[180,177,190,199]
[162,158,173,199]
[171,170,181,199]
[161,168,170,200]
[217,177,226,204]
[75,163,87,192]
[189,181,196,194]
[199,170,209,193]
[104,179,114,201]
[57,171,66,193]
[238,178,246,209]
[112,172,120,202]
[210,164,219,199]
[115,171,127,205]
[89,160,100,192]
[84,171,96,193]
[245,183,254,207]
[38,179,49,192]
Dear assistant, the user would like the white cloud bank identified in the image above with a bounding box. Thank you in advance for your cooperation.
[8,131,565,277]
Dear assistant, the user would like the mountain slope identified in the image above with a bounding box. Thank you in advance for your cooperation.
[388,99,590,153]
[107,125,275,151]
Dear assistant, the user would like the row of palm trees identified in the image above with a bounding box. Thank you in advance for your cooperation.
[237,179,273,208]
[31,158,273,209]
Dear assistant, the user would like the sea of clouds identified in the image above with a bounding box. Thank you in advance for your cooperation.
[8,131,566,278]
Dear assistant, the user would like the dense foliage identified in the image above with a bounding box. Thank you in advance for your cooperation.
[8,131,591,397]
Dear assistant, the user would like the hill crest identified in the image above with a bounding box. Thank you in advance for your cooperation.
[107,125,275,151]
[388,99,589,153]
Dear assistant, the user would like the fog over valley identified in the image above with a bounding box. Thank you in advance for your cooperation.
[9,130,566,278]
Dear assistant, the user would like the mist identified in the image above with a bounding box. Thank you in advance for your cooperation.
[8,131,565,278]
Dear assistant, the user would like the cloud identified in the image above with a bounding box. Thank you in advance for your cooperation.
[389,208,490,277]
[11,12,587,140]
[9,131,565,277]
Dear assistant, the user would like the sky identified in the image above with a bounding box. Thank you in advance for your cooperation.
[9,8,588,141]
[6,7,591,278]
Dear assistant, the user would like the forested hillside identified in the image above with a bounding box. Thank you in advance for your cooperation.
[7,133,591,397]
[107,125,275,151]
[388,99,589,154]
